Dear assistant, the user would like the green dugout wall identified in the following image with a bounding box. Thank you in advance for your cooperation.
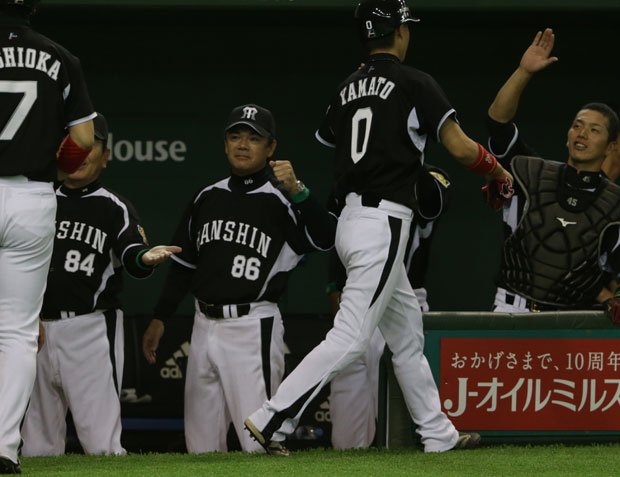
[30,3,619,315]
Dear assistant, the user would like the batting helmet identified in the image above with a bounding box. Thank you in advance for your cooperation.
[355,0,419,40]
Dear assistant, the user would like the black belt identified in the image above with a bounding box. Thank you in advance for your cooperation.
[361,193,382,208]
[504,293,565,312]
[41,310,90,321]
[198,302,251,319]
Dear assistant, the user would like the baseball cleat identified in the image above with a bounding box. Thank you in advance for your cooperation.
[451,432,481,450]
[244,418,290,457]
[0,456,21,474]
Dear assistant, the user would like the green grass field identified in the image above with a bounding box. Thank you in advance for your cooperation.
[20,444,620,476]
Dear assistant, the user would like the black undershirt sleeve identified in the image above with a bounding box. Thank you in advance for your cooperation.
[123,245,153,279]
[291,193,337,251]
[486,115,538,169]
[153,261,194,323]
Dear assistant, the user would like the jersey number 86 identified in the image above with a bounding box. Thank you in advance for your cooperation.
[231,255,261,281]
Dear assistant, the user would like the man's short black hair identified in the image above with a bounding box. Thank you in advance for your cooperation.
[363,31,397,52]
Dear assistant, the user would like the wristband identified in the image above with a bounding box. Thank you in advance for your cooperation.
[56,134,92,173]
[290,184,310,203]
[136,249,155,271]
[468,143,498,176]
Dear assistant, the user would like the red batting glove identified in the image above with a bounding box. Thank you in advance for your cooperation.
[482,176,515,211]
[606,290,620,324]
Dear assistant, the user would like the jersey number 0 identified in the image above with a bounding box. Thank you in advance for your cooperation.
[351,107,373,164]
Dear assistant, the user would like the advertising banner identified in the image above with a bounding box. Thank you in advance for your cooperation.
[440,338,620,430]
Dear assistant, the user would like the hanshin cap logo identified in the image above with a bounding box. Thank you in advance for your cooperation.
[225,103,276,139]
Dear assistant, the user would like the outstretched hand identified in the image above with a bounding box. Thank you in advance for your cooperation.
[519,28,558,74]
[141,245,182,266]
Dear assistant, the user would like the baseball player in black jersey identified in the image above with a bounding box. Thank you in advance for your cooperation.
[245,0,513,454]
[19,114,180,457]
[141,104,336,454]
[0,1,96,472]
[327,163,450,449]
[486,28,620,315]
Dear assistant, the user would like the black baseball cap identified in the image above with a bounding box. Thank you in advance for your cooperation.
[93,112,109,145]
[225,104,276,139]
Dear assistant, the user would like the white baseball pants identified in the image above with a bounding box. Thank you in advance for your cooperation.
[330,288,429,449]
[21,310,125,456]
[248,194,458,452]
[184,302,285,453]
[0,177,55,464]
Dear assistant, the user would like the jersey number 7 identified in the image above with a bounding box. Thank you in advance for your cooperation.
[0,80,37,141]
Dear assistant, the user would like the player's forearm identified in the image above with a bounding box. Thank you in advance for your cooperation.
[294,193,337,250]
[68,120,95,149]
[153,261,193,322]
[488,67,534,124]
[440,121,509,181]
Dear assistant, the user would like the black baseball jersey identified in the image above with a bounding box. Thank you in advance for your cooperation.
[41,181,152,316]
[316,53,456,209]
[0,13,94,181]
[154,167,336,319]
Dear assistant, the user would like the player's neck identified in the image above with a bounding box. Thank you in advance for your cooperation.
[567,156,604,174]
[63,178,98,190]
[369,47,401,61]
